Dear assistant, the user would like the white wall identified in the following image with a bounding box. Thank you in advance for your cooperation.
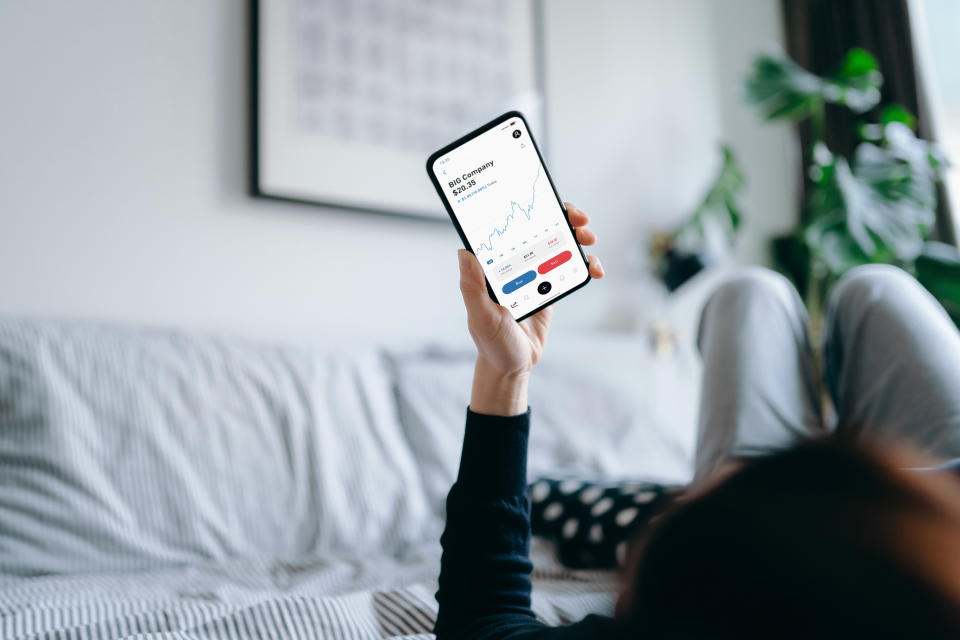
[544,0,722,330]
[0,1,794,344]
[709,0,799,266]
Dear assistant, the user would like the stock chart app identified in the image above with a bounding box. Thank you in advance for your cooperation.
[431,117,588,320]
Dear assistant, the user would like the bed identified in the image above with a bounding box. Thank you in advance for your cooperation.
[0,316,701,639]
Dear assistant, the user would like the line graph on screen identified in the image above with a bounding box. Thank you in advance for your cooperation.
[474,166,548,256]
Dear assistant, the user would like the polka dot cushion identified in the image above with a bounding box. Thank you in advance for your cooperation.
[529,478,678,569]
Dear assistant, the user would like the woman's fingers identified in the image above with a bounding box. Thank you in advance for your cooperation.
[564,202,589,227]
[587,254,604,278]
[564,203,603,277]
[458,250,494,315]
[565,203,596,245]
[576,227,596,246]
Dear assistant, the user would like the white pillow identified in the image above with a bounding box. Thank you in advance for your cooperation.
[391,336,693,516]
[0,319,432,575]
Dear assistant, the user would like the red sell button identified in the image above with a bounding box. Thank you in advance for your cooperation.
[537,250,572,274]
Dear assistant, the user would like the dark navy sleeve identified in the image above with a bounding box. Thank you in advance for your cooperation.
[434,408,616,640]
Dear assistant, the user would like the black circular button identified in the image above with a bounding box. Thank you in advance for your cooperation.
[537,281,552,295]
[512,129,522,139]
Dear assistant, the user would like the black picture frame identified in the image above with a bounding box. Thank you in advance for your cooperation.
[250,0,547,221]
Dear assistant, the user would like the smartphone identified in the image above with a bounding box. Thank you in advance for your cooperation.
[426,111,591,321]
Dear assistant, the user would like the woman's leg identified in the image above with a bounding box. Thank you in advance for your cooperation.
[531,269,824,567]
[694,268,825,481]
[824,264,960,460]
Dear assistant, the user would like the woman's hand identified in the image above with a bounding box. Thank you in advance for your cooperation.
[460,203,604,415]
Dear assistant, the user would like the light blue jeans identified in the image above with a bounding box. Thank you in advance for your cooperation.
[694,265,960,480]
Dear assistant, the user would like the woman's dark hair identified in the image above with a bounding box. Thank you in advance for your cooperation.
[625,438,960,638]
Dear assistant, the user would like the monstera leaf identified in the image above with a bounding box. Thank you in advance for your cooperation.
[746,48,883,122]
[673,145,745,251]
[830,47,885,112]
[743,46,956,329]
[803,123,942,276]
[652,146,746,291]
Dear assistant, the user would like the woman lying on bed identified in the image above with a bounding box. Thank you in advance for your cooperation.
[435,204,960,639]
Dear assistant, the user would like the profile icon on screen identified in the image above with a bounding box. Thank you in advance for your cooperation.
[512,129,522,139]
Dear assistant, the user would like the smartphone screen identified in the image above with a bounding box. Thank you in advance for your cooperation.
[428,113,590,321]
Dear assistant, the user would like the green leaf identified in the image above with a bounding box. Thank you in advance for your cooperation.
[723,195,743,231]
[811,142,835,168]
[830,48,884,113]
[670,145,747,254]
[845,142,933,262]
[837,47,880,78]
[857,122,884,142]
[800,124,941,274]
[693,145,747,243]
[750,46,950,320]
[859,124,941,208]
[926,143,950,171]
[880,104,918,130]
[745,54,826,123]
[832,159,879,257]
[816,227,872,276]
[745,49,883,122]
[839,84,883,113]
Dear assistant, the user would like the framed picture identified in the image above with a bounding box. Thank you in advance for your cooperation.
[252,0,546,220]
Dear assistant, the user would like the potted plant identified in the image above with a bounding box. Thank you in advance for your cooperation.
[650,145,746,292]
[745,47,960,330]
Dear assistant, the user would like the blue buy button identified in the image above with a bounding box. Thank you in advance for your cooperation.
[502,270,537,294]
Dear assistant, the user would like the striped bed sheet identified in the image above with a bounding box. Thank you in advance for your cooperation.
[0,542,616,640]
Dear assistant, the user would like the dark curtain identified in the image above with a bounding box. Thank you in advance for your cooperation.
[781,0,956,245]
